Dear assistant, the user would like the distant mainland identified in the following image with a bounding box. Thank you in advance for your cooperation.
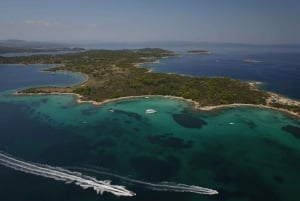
[0,48,299,117]
[0,47,85,54]
[0,39,85,54]
[187,50,211,54]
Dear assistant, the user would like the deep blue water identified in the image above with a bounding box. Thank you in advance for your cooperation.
[0,64,87,92]
[141,45,300,100]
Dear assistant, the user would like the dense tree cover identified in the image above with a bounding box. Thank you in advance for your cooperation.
[270,103,300,114]
[1,49,269,106]
[187,50,210,54]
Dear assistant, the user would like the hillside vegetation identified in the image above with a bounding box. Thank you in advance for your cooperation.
[1,48,269,106]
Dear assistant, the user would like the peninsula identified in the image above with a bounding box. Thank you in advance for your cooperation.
[0,48,299,117]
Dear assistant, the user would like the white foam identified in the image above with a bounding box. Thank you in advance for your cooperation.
[76,167,219,195]
[0,152,135,197]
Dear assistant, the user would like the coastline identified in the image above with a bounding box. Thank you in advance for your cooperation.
[15,90,300,118]
[199,102,300,118]
[133,53,177,68]
[9,59,300,119]
[15,91,200,109]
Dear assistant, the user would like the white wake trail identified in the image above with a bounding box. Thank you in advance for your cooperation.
[75,167,219,195]
[0,152,135,197]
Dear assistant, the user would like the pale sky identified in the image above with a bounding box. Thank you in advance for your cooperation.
[0,0,299,44]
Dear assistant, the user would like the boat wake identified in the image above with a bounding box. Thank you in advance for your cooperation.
[0,152,135,197]
[72,167,219,195]
[0,152,218,196]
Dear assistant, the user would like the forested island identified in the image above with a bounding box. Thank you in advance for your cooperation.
[187,50,210,54]
[0,48,299,116]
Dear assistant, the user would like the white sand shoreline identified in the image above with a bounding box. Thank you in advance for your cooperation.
[15,90,300,118]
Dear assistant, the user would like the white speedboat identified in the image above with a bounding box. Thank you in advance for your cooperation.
[145,109,157,114]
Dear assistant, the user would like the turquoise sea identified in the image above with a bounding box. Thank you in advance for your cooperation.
[1,45,300,201]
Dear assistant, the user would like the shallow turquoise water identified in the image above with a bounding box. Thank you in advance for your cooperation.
[0,65,300,201]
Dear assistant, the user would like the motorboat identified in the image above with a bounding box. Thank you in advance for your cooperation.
[145,109,157,114]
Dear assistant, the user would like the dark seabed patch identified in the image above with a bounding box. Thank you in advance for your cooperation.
[133,127,140,132]
[147,133,193,149]
[172,114,207,128]
[124,120,132,124]
[114,99,142,105]
[97,137,116,147]
[113,109,142,121]
[189,150,225,170]
[273,175,284,183]
[81,108,98,116]
[91,121,125,137]
[130,155,181,181]
[242,120,257,129]
[262,138,295,155]
[282,125,300,139]
[29,98,49,107]
[40,98,49,104]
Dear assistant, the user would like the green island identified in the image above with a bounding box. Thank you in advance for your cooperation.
[187,50,211,54]
[0,48,299,117]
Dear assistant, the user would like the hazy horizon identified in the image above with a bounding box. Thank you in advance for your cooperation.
[1,0,300,45]
[2,39,300,47]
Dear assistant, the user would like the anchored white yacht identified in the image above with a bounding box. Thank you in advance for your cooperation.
[145,109,157,114]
